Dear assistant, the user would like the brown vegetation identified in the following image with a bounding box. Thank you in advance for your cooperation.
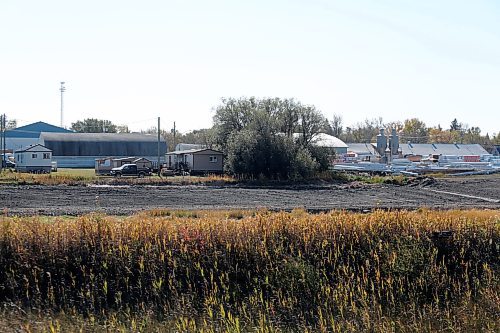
[0,209,498,331]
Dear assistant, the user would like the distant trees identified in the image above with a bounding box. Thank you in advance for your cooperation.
[328,114,343,138]
[71,119,118,133]
[400,118,428,143]
[160,128,216,152]
[327,116,496,147]
[213,97,328,179]
[339,118,384,143]
[0,115,16,130]
[116,125,130,133]
[492,132,500,145]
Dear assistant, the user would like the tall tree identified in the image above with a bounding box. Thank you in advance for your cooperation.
[329,114,343,138]
[297,105,327,146]
[212,97,257,150]
[450,118,462,132]
[277,98,300,138]
[212,97,326,178]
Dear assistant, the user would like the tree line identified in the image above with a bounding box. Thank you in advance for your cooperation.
[334,116,498,148]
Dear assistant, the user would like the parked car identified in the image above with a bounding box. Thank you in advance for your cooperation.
[2,160,15,168]
[110,164,151,178]
[160,168,175,177]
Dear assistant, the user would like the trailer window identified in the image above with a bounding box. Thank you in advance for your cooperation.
[43,153,50,159]
[209,156,217,163]
[32,153,38,159]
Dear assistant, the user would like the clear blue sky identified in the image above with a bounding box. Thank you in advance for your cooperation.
[1,0,499,135]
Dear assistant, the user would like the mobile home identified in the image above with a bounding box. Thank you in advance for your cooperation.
[15,144,52,173]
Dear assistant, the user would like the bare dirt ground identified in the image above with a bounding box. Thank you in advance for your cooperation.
[1,175,499,216]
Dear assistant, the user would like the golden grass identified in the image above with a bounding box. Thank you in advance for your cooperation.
[0,168,237,186]
[0,209,498,332]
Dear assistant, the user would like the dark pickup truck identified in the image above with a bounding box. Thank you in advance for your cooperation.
[110,164,152,178]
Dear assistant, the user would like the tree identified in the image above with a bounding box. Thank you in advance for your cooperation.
[7,119,17,130]
[277,98,300,138]
[212,97,327,179]
[492,132,500,145]
[297,105,327,146]
[328,114,343,138]
[213,97,258,150]
[71,119,118,133]
[400,118,428,143]
[462,126,481,144]
[0,116,16,130]
[450,118,462,132]
[116,125,130,133]
[344,118,384,143]
[225,129,317,179]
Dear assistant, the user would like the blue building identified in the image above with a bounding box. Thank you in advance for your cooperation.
[5,121,71,152]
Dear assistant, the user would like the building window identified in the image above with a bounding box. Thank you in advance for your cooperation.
[32,153,38,159]
[43,153,50,159]
[209,156,218,163]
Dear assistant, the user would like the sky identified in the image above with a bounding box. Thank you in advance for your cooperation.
[1,0,499,135]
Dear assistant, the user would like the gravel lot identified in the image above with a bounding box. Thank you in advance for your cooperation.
[1,175,499,216]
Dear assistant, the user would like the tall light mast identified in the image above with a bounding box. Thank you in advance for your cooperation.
[60,82,66,128]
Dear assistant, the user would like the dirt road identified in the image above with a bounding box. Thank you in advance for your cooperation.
[1,175,499,216]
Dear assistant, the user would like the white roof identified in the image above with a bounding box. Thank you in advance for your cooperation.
[166,148,223,155]
[313,133,348,148]
[14,144,52,153]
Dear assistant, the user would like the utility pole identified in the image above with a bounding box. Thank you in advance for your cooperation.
[60,82,66,128]
[0,114,4,173]
[172,121,176,151]
[3,115,5,165]
[157,117,161,176]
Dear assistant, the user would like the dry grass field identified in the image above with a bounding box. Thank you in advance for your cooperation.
[0,209,498,332]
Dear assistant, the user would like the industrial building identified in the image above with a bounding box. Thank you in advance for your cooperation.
[398,143,489,161]
[346,129,489,163]
[40,132,167,168]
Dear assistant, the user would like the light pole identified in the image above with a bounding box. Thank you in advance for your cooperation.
[60,82,66,128]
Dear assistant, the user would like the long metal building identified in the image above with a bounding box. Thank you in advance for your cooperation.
[39,132,167,168]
